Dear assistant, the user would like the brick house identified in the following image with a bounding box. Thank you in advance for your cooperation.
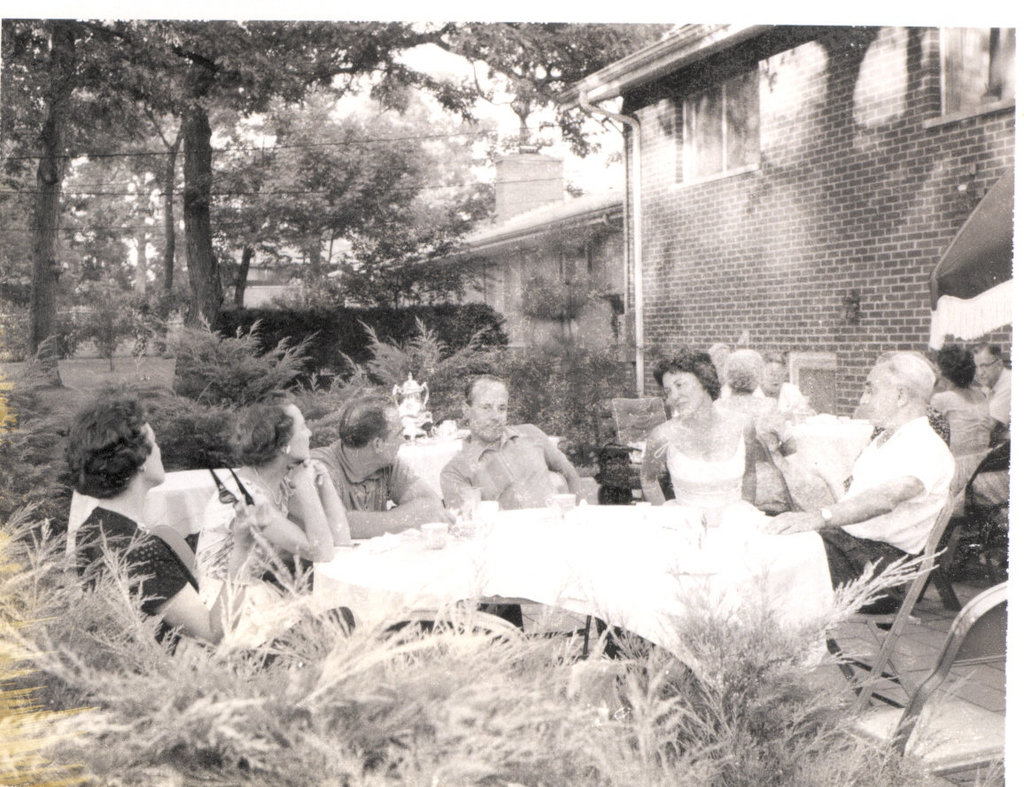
[567,25,1014,413]
[452,152,627,352]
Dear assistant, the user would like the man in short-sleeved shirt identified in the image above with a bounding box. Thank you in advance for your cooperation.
[770,353,955,591]
[312,396,447,538]
[441,375,581,511]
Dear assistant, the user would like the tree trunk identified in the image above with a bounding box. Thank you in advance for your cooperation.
[134,228,148,295]
[235,245,253,307]
[308,236,322,276]
[162,127,181,294]
[182,64,220,327]
[28,21,76,384]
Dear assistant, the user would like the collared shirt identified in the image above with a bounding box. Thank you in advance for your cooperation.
[440,424,560,510]
[987,368,1011,426]
[840,416,955,554]
[310,440,419,513]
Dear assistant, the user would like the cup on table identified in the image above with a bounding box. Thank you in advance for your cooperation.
[549,493,577,520]
[421,522,449,549]
[461,487,482,520]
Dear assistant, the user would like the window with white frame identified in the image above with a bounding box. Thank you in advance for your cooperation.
[676,68,760,183]
[942,28,1015,116]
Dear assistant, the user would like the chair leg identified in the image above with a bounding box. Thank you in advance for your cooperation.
[933,569,962,611]
[827,636,909,709]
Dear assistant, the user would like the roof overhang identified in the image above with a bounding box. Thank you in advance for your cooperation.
[561,24,773,107]
[446,200,623,261]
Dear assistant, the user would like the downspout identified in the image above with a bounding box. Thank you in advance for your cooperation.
[577,89,645,396]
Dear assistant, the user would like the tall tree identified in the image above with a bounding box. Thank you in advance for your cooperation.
[441,23,670,155]
[212,91,493,308]
[26,22,75,379]
[104,21,478,325]
[2,19,148,373]
[145,110,183,294]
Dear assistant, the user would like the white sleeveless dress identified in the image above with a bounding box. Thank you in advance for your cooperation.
[666,437,745,511]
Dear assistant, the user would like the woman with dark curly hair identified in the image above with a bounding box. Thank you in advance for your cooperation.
[69,395,255,644]
[930,343,990,492]
[197,392,350,598]
[641,349,757,517]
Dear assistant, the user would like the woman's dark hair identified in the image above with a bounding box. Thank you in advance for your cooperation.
[233,391,296,466]
[652,349,721,400]
[936,344,977,389]
[66,396,153,498]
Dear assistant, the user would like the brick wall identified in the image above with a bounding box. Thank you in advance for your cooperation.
[626,27,1014,412]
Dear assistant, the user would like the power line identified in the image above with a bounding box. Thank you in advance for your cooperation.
[1,128,500,162]
[0,174,562,199]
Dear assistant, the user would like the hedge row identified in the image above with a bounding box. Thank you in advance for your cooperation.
[214,303,507,375]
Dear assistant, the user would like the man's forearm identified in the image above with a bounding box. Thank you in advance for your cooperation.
[346,498,445,539]
[827,491,901,528]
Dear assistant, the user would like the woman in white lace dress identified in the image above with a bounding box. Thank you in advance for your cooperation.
[641,350,757,518]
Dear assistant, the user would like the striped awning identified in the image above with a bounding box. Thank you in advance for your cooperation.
[929,166,1014,349]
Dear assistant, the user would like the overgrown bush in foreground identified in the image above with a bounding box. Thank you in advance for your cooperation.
[1,509,939,786]
[172,323,310,407]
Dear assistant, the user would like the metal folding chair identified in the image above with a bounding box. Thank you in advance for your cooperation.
[943,439,1010,588]
[828,495,957,713]
[856,582,1006,778]
[595,397,668,504]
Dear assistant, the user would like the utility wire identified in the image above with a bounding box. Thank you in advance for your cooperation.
[0,174,564,199]
[1,128,502,162]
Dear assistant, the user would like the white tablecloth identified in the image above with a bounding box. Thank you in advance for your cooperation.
[314,503,834,667]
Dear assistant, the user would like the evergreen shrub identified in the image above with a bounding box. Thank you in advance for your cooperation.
[215,303,507,377]
[171,323,310,407]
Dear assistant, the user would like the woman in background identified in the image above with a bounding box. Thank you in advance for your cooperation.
[930,344,991,493]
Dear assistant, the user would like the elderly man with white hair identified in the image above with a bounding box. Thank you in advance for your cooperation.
[770,353,954,604]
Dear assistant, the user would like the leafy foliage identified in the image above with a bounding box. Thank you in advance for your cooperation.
[215,90,494,310]
[143,392,235,472]
[441,23,671,155]
[171,322,310,407]
[2,509,933,786]
[0,512,84,787]
[0,363,76,528]
[73,284,151,369]
[503,344,634,463]
[521,272,614,322]
[215,303,507,379]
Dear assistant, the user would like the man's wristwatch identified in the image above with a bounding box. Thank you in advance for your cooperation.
[819,507,834,526]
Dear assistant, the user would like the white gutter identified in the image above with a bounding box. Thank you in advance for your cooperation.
[578,90,645,396]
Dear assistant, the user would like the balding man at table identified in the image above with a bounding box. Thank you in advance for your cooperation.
[440,374,581,511]
[770,353,954,607]
[311,394,447,538]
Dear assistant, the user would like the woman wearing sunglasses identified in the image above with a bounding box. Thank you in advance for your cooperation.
[68,396,255,645]
[196,392,350,620]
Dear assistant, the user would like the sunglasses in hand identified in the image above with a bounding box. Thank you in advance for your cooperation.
[208,468,256,507]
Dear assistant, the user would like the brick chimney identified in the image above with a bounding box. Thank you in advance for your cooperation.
[494,151,564,221]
